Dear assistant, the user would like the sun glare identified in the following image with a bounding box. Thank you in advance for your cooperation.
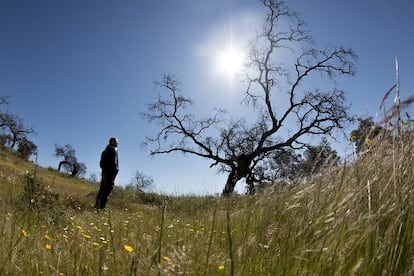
[215,45,245,78]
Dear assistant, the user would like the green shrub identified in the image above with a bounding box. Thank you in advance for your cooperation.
[18,171,64,224]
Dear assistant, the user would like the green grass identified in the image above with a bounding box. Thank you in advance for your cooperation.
[0,135,413,275]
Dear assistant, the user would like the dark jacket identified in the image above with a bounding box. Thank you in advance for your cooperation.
[100,144,119,175]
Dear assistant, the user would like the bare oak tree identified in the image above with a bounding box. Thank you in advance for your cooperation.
[143,0,356,195]
[130,170,154,192]
[0,113,36,149]
[54,144,87,177]
[0,97,36,150]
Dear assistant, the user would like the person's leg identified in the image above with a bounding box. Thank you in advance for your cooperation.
[95,174,105,209]
[100,173,114,209]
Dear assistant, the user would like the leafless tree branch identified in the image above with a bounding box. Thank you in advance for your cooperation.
[142,0,357,195]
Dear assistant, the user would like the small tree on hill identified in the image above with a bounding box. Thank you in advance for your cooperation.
[130,170,154,192]
[17,137,38,160]
[54,144,86,177]
[0,105,36,150]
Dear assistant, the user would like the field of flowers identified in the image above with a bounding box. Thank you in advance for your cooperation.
[0,135,413,275]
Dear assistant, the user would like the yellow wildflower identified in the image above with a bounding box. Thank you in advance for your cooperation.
[365,138,372,146]
[218,265,225,270]
[124,245,134,252]
[350,135,357,141]
[21,228,28,237]
[163,256,171,262]
[44,234,51,240]
[45,244,52,250]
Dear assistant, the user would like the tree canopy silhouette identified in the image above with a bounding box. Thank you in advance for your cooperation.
[54,144,86,178]
[1,96,36,157]
[143,0,357,195]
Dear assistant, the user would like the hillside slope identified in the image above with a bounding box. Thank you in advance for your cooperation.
[0,146,97,197]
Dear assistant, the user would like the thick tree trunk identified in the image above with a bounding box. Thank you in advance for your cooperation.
[222,156,253,196]
[222,170,238,196]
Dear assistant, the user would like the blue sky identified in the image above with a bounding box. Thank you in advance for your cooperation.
[1,0,413,195]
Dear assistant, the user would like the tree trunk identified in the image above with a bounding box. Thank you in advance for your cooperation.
[71,163,79,177]
[57,161,67,172]
[222,170,237,196]
[222,156,253,196]
[9,138,17,149]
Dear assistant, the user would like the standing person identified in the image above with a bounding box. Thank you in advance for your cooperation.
[95,137,119,212]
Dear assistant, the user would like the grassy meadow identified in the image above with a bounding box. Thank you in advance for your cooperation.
[0,135,413,275]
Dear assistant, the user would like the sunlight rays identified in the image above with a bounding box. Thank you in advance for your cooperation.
[214,43,245,79]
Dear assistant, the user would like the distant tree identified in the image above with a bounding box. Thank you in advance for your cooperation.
[16,137,38,160]
[54,144,87,177]
[0,112,36,149]
[130,170,154,192]
[88,173,99,184]
[298,139,340,176]
[143,0,356,195]
[350,117,383,153]
[245,149,301,194]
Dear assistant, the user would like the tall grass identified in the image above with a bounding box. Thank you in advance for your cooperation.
[0,135,413,274]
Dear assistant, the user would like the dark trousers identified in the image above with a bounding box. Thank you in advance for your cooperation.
[95,171,116,209]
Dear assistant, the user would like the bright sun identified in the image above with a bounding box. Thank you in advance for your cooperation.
[215,45,245,78]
